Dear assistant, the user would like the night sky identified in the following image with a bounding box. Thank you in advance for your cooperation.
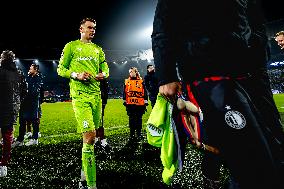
[0,0,282,60]
[0,0,157,60]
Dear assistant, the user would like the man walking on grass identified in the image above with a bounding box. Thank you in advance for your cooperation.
[57,17,109,189]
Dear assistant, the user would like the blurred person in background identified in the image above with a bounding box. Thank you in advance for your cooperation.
[94,75,112,154]
[123,67,148,147]
[144,64,159,108]
[0,50,27,177]
[13,63,43,147]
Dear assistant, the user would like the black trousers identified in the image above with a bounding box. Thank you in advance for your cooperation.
[129,114,142,139]
[17,110,40,141]
[191,78,283,189]
[126,105,146,140]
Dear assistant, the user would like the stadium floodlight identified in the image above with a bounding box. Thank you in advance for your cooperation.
[139,26,153,39]
[120,26,153,49]
[137,48,153,63]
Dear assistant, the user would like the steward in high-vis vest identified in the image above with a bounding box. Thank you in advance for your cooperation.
[123,67,148,144]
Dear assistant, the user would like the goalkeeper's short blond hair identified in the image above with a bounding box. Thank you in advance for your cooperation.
[275,31,284,39]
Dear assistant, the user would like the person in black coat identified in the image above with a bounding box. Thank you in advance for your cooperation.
[0,50,27,177]
[13,63,43,146]
[152,0,284,188]
[94,77,112,153]
[144,64,159,108]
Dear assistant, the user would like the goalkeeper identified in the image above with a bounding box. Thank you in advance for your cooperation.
[57,17,109,189]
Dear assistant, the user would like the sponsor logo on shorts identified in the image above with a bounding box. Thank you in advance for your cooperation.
[83,120,89,129]
[225,110,246,129]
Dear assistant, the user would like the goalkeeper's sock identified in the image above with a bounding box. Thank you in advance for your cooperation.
[80,169,86,181]
[82,143,96,188]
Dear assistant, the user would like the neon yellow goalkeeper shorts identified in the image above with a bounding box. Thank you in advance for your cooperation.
[72,94,102,133]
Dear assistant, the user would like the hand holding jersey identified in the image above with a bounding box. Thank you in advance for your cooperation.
[159,82,201,145]
[160,81,220,154]
[177,97,220,154]
[177,98,201,147]
[159,82,181,103]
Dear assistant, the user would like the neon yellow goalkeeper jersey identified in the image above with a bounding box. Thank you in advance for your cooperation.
[57,40,109,97]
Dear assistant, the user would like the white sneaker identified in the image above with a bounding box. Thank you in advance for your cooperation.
[24,132,32,139]
[88,186,97,189]
[81,169,86,181]
[25,139,38,146]
[78,180,88,189]
[0,166,7,177]
[38,132,41,138]
[11,140,24,148]
[78,181,97,189]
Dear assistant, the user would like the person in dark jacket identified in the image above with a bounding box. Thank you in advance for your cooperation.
[94,76,112,153]
[152,0,284,188]
[123,67,148,144]
[13,63,43,146]
[144,64,159,108]
[0,50,27,177]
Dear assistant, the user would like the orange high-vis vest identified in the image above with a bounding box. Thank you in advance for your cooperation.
[125,78,145,105]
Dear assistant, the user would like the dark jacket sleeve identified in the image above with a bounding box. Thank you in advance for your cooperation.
[18,70,28,103]
[247,0,270,68]
[142,81,149,102]
[122,83,126,101]
[144,74,150,93]
[151,0,179,86]
[100,78,109,102]
[40,84,44,104]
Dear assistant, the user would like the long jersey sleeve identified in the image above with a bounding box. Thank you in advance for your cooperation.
[57,40,109,97]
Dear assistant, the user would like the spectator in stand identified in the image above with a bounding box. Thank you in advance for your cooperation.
[0,50,27,177]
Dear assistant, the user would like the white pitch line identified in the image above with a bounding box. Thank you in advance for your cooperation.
[41,125,128,139]
[105,125,128,130]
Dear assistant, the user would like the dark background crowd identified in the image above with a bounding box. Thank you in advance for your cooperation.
[1,18,284,102]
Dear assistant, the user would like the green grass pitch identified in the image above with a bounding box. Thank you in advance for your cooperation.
[1,95,283,188]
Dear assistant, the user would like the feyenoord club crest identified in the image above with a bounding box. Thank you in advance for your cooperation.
[225,110,246,129]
